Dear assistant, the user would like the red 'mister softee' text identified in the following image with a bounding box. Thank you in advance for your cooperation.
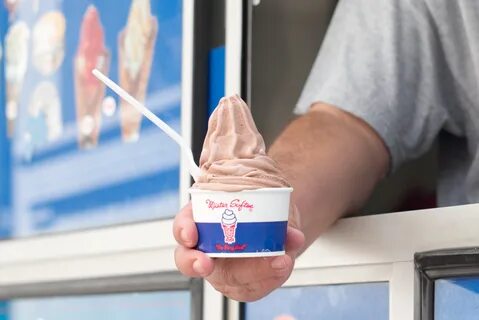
[205,199,254,211]
[230,199,254,212]
[205,199,228,210]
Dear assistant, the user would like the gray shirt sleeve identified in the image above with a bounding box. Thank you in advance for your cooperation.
[296,0,451,171]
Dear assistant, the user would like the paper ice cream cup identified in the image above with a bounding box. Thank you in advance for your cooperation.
[189,187,293,258]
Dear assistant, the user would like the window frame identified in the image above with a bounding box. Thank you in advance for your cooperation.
[415,247,479,320]
[223,204,479,320]
[0,273,203,320]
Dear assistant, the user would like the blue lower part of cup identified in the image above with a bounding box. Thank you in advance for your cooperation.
[196,221,287,254]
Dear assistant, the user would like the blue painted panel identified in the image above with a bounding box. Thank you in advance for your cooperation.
[245,282,389,320]
[0,0,183,237]
[0,0,12,239]
[435,277,479,320]
[208,46,225,115]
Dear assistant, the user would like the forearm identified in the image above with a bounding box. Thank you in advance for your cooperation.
[268,102,389,249]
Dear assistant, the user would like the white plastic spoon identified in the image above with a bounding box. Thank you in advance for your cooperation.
[92,69,201,182]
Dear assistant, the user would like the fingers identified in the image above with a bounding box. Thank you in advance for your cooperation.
[206,255,294,302]
[208,255,293,290]
[285,225,305,258]
[173,204,214,279]
[174,246,215,278]
[173,202,305,302]
[172,203,198,248]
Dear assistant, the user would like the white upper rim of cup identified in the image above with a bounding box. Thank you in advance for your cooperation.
[188,187,293,194]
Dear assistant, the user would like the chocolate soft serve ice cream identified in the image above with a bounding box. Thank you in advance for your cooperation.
[190,96,292,257]
[193,95,290,191]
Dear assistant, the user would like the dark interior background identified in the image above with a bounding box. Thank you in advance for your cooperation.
[248,0,437,215]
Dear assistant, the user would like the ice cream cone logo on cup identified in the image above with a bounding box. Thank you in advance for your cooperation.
[221,209,238,244]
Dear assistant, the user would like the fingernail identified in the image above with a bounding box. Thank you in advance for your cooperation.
[271,257,286,270]
[181,229,189,244]
[193,260,205,275]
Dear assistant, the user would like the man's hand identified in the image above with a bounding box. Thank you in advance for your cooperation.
[173,103,389,301]
[173,203,305,302]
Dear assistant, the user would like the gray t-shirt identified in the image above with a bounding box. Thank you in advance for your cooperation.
[296,0,479,207]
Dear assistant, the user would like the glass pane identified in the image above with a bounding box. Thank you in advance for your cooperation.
[435,277,479,320]
[245,282,389,320]
[0,0,183,239]
[0,301,8,320]
[0,291,190,320]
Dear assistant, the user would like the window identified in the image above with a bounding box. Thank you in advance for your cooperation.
[244,283,389,320]
[416,248,479,320]
[223,202,479,320]
[435,277,479,320]
[0,274,201,320]
[2,292,191,320]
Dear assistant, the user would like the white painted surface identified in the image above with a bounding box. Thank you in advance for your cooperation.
[390,262,415,320]
[286,264,392,287]
[227,299,241,320]
[180,0,195,206]
[1,202,479,319]
[203,282,224,320]
[0,248,177,285]
[297,203,479,269]
[0,220,175,265]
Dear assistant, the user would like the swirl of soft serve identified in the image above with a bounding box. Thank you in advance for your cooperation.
[221,209,237,225]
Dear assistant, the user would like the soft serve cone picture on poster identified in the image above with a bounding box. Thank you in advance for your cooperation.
[28,81,63,143]
[5,21,29,137]
[4,0,20,16]
[118,0,158,142]
[32,11,66,76]
[74,6,109,149]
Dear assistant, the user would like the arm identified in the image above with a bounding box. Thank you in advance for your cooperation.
[269,102,389,250]
[173,102,389,302]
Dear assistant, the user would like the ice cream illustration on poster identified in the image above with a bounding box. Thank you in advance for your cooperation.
[118,0,158,142]
[5,21,29,137]
[221,209,238,244]
[4,0,19,16]
[28,81,63,142]
[32,11,66,76]
[74,5,110,149]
